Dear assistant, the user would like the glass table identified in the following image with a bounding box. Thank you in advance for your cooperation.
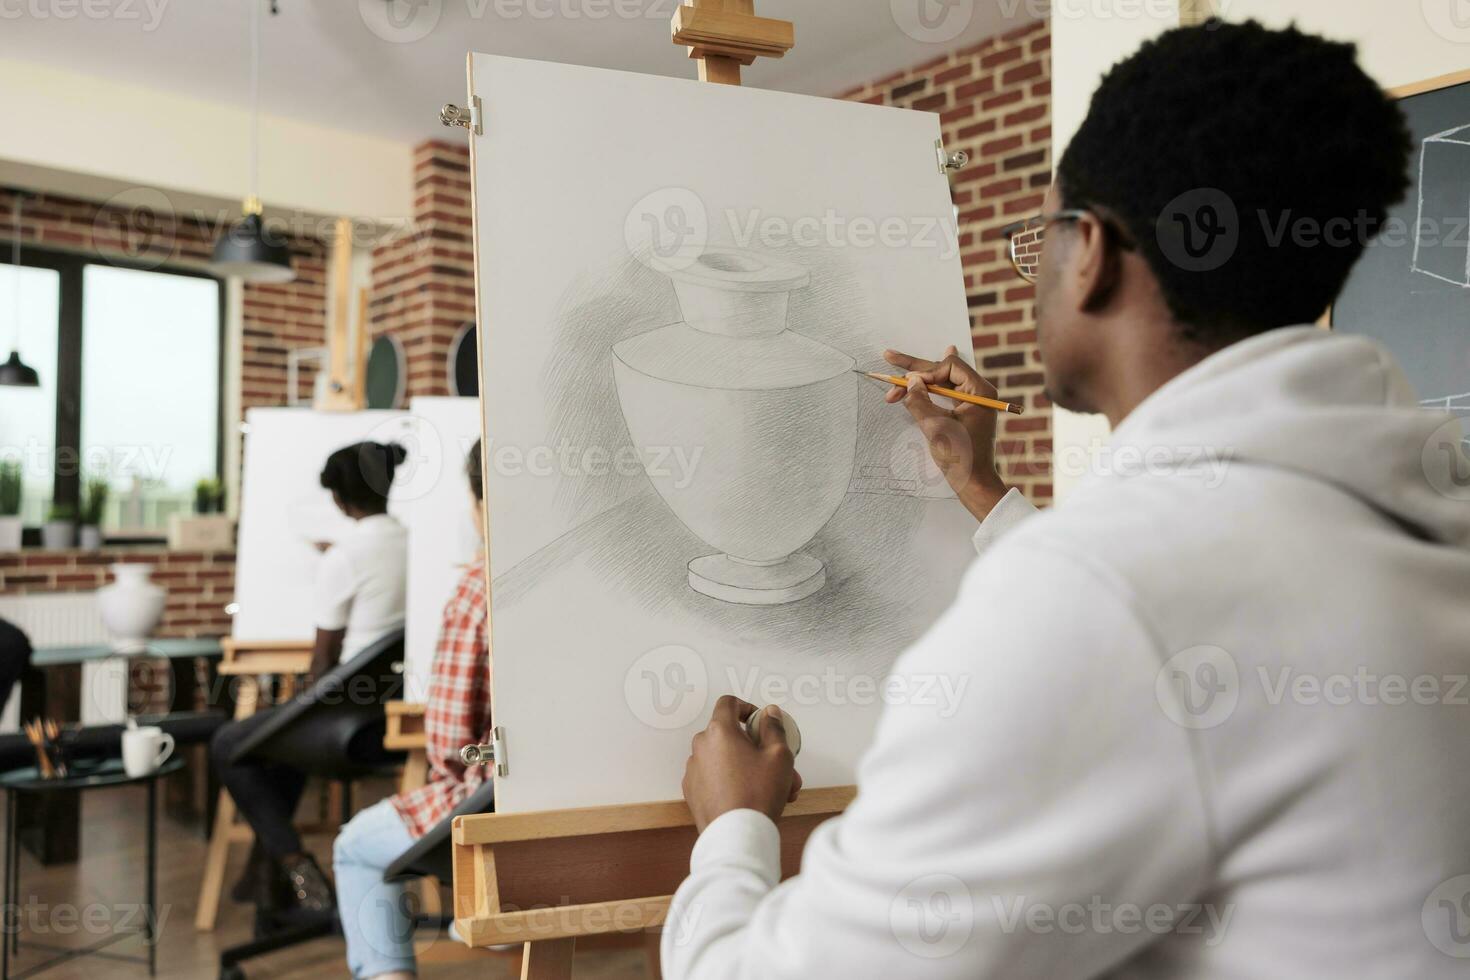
[1,756,185,979]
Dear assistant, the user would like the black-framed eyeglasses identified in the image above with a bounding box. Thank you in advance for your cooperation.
[999,208,1136,284]
[999,210,1090,284]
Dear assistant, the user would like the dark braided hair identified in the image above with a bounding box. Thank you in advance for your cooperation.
[320,441,407,513]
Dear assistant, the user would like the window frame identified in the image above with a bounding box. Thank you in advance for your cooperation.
[8,244,226,541]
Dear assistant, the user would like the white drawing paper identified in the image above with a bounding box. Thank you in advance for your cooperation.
[471,54,985,812]
[400,396,484,699]
[234,407,412,641]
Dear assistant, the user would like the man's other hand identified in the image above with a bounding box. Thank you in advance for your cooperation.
[682,696,802,834]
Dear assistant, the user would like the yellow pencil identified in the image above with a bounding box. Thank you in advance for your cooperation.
[854,371,1024,415]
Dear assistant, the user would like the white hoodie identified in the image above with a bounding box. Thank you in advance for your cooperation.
[662,327,1470,980]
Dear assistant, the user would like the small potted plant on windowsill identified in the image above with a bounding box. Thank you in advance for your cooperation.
[170,477,234,550]
[79,478,109,550]
[194,478,224,515]
[0,461,21,552]
[42,503,76,550]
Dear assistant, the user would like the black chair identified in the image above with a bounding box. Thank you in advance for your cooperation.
[385,777,495,884]
[379,779,497,966]
[217,629,407,980]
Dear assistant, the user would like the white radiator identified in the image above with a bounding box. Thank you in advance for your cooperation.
[0,592,127,731]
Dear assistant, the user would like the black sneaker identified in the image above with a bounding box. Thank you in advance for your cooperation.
[278,853,335,915]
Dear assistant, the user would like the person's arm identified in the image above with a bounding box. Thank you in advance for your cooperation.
[666,537,1211,980]
[883,348,1039,553]
[311,545,353,678]
[309,627,345,681]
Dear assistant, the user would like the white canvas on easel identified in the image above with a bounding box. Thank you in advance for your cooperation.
[471,55,981,813]
[399,396,483,699]
[233,407,413,641]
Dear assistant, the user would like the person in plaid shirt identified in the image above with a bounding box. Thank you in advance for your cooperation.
[332,438,491,980]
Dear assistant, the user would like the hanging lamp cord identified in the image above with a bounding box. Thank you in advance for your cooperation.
[249,0,260,210]
[9,195,20,351]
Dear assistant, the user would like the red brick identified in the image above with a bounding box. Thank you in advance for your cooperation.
[1002,62,1044,87]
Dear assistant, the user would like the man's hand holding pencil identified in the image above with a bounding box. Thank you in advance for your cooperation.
[881,346,1012,523]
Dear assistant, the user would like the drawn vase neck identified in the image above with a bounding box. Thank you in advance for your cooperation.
[663,248,811,339]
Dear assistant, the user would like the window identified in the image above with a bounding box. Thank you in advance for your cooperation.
[0,265,59,526]
[0,246,223,538]
[81,266,221,533]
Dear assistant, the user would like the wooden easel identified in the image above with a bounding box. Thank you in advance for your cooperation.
[449,5,850,978]
[317,215,369,411]
[195,638,313,930]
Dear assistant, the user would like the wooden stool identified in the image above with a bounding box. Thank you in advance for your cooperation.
[194,638,313,931]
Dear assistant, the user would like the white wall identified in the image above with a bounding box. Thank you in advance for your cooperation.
[1221,1,1470,90]
[0,57,415,223]
[1049,2,1184,499]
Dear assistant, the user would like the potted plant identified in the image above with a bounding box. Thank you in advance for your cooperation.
[171,477,234,550]
[0,461,21,552]
[79,478,109,550]
[42,502,76,550]
[194,478,224,515]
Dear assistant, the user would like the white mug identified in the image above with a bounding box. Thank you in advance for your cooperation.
[122,726,174,777]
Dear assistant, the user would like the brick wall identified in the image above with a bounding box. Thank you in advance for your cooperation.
[0,549,235,638]
[838,19,1053,502]
[240,251,329,409]
[369,141,477,399]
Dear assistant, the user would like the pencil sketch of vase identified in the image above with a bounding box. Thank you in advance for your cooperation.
[613,248,857,605]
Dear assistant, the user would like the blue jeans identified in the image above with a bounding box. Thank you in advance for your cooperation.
[333,799,418,978]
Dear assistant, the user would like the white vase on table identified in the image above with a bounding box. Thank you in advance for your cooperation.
[0,516,20,552]
[97,563,166,654]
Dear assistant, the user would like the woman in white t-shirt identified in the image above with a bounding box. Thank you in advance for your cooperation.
[309,441,410,677]
[211,440,409,922]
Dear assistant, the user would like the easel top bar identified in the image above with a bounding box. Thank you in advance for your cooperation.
[670,0,794,86]
[453,785,855,847]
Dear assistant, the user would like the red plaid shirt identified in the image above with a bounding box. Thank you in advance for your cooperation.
[390,557,491,838]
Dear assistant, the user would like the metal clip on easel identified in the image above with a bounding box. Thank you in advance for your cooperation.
[459,726,508,776]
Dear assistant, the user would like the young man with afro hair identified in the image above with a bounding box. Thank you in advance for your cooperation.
[667,20,1470,980]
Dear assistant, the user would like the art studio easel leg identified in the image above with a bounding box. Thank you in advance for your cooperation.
[521,937,576,980]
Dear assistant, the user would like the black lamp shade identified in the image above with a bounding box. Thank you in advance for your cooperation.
[0,351,39,388]
[210,212,295,284]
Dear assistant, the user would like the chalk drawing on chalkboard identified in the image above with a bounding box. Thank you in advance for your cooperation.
[1422,392,1470,451]
[1411,124,1470,288]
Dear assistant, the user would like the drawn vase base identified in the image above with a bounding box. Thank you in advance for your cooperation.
[687,553,825,606]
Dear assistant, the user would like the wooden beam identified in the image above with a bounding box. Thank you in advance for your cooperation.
[318,217,359,410]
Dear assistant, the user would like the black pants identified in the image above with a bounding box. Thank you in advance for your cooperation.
[0,618,31,713]
[210,707,307,859]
